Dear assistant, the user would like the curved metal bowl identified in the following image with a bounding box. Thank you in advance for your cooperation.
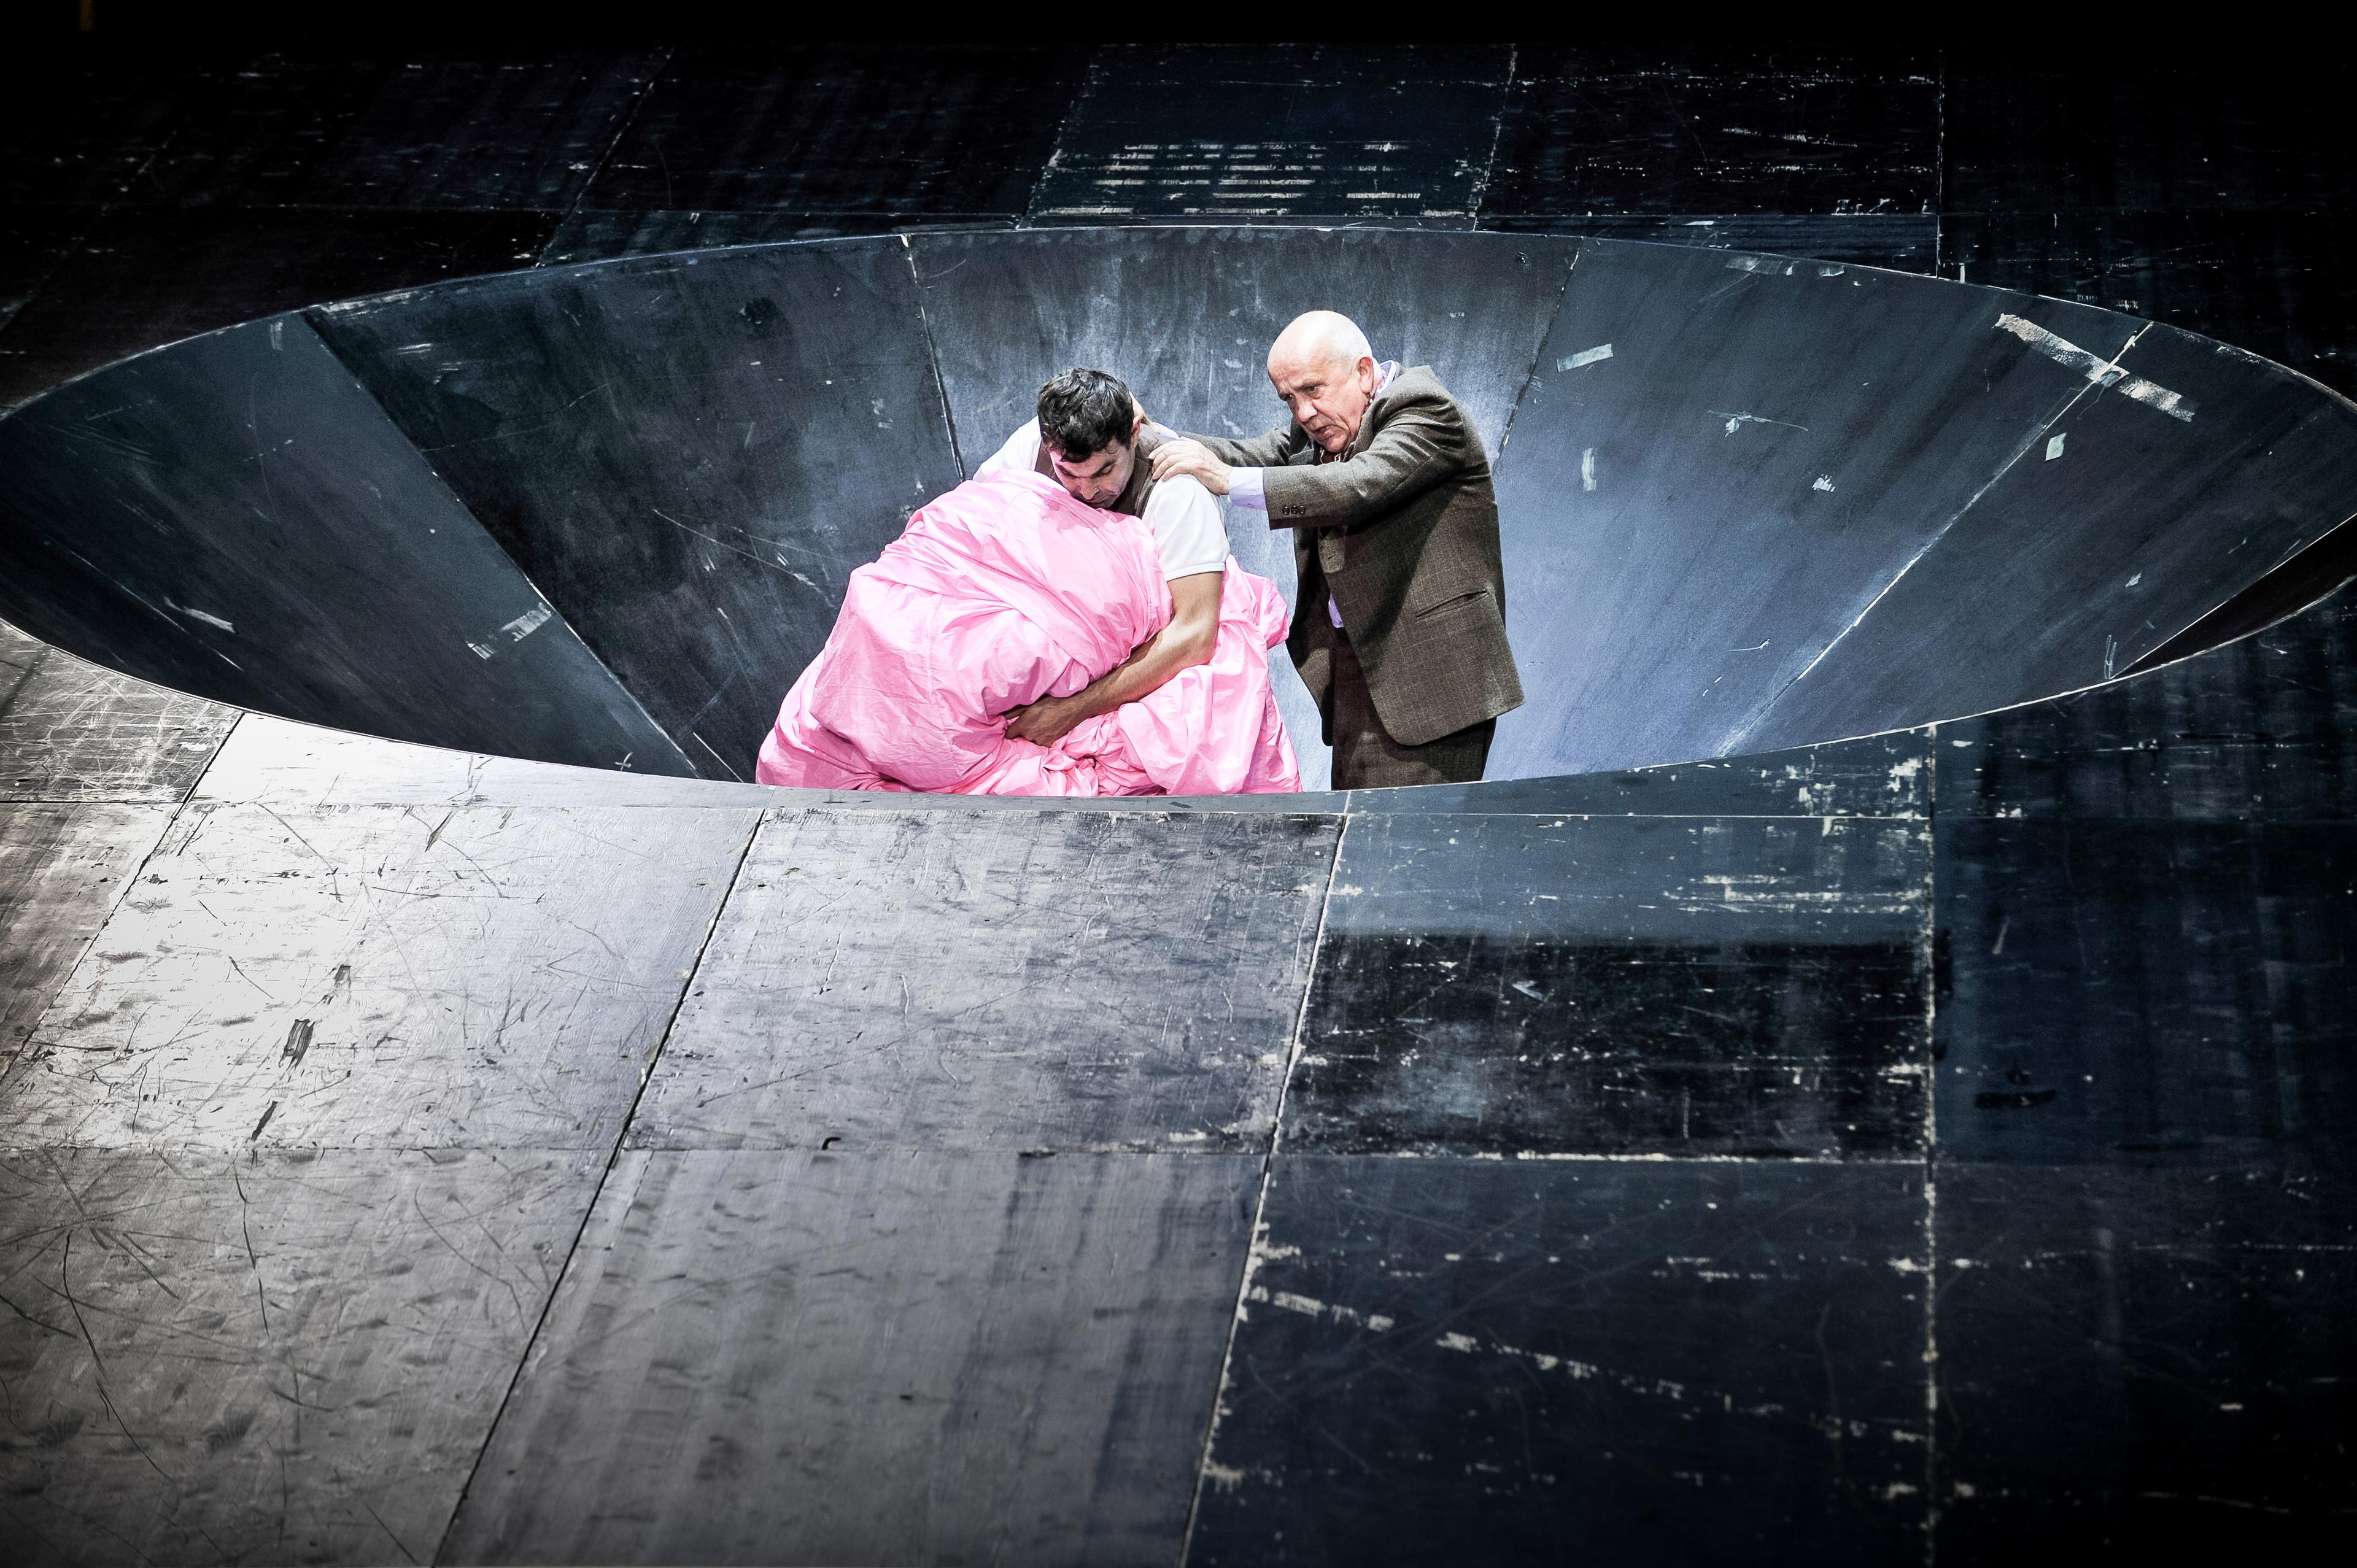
[3,226,2351,791]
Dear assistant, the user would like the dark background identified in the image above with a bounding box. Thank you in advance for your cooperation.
[5,8,2351,415]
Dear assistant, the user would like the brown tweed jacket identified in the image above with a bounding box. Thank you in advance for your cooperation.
[1196,366,1523,747]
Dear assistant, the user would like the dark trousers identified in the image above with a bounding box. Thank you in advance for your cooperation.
[1328,631,1495,789]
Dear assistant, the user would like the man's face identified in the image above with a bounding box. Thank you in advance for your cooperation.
[1046,437,1136,508]
[1268,348,1378,455]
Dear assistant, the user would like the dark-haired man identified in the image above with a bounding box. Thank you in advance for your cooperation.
[975,367,1230,746]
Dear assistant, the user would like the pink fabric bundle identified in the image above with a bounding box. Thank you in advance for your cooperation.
[756,468,1300,797]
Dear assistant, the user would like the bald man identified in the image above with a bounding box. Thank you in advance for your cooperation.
[1153,311,1522,789]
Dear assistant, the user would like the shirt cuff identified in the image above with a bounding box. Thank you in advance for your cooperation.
[1227,466,1268,511]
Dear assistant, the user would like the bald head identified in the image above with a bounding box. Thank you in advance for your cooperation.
[1270,311,1372,376]
[1267,311,1381,455]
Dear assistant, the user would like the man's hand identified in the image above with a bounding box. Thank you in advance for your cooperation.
[1000,574,1223,748]
[1151,438,1233,495]
[1004,690,1094,747]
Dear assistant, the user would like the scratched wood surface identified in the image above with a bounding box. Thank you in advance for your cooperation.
[1,38,2351,1567]
[443,1149,1255,1567]
[0,803,174,1073]
[0,1146,603,1567]
[629,807,1339,1153]
[1934,1164,2357,1554]
[0,801,757,1151]
[1285,813,1933,1159]
[1188,1155,1930,1564]
[1,619,237,803]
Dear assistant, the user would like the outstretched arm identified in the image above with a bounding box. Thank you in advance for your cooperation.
[1004,571,1223,746]
[1191,424,1303,469]
[1158,396,1468,528]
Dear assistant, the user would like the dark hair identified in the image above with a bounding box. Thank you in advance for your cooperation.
[1036,367,1136,460]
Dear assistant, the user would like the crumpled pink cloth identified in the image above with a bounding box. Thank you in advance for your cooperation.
[756,468,1300,796]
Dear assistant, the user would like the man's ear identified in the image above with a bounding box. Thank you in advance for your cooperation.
[1129,410,1147,440]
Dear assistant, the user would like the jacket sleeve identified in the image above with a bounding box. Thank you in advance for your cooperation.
[1257,393,1469,531]
[1192,425,1304,468]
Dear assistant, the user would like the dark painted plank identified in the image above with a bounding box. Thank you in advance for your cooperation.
[444,1149,1253,1567]
[1368,728,1931,817]
[1,801,757,1150]
[1031,44,1512,223]
[584,44,1089,216]
[310,240,961,781]
[1484,46,1940,219]
[1935,1165,2357,1554]
[0,1146,602,1567]
[0,205,554,409]
[1189,1156,1928,1565]
[0,48,221,207]
[1286,814,1929,1158]
[126,53,662,210]
[913,225,1577,789]
[1943,209,2357,400]
[1489,238,2140,778]
[632,806,1337,1152]
[1941,60,2357,215]
[1482,211,1937,271]
[1758,321,2357,754]
[541,209,1013,265]
[0,801,172,1072]
[1,622,237,803]
[0,312,691,776]
[1937,584,2357,824]
[0,210,91,338]
[1934,817,2357,1173]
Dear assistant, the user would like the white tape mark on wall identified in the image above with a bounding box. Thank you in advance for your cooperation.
[501,604,554,641]
[1995,314,2196,422]
[471,603,555,662]
[1560,343,1613,371]
[171,603,234,633]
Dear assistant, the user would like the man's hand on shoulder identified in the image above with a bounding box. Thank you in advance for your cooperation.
[1004,691,1093,747]
[1151,438,1233,495]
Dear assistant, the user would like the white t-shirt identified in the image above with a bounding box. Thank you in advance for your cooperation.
[974,419,1229,581]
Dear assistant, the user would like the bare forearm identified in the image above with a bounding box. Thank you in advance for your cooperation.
[1004,572,1226,746]
[1061,621,1214,719]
